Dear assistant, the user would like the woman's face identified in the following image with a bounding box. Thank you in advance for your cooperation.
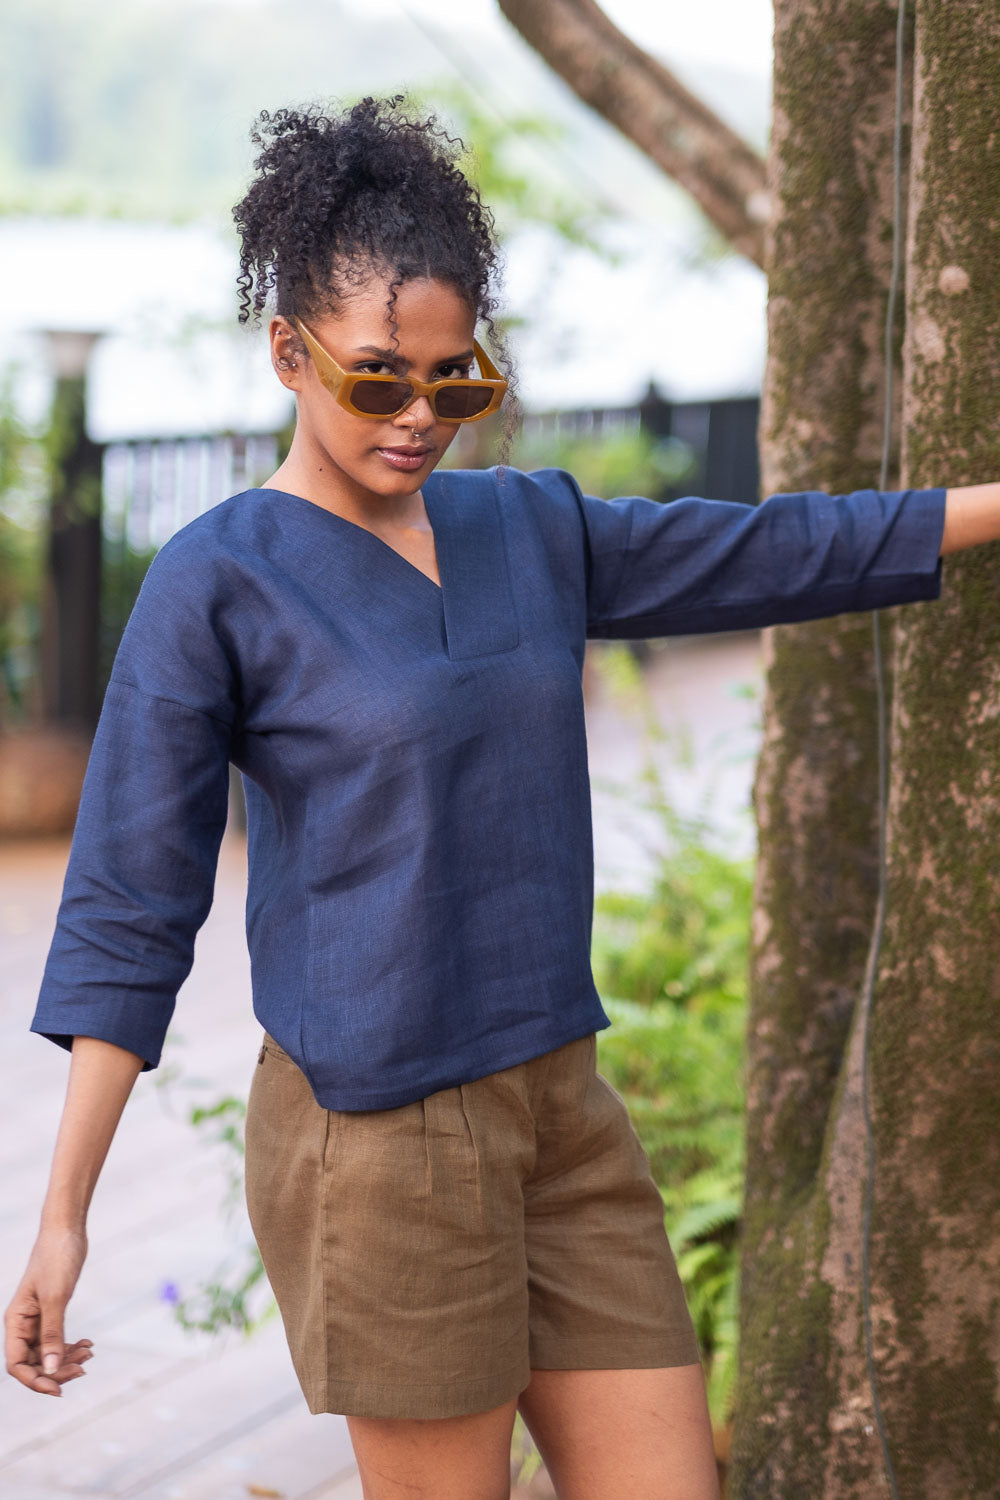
[270,273,476,504]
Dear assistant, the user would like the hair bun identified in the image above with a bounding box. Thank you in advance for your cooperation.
[232,96,501,335]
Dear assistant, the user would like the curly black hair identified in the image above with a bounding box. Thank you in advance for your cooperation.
[232,96,511,378]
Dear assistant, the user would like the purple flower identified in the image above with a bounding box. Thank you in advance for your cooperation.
[159,1280,180,1305]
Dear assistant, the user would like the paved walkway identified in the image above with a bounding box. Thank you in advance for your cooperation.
[0,633,761,1499]
[1,832,364,1500]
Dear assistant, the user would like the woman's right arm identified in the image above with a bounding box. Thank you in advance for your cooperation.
[4,1035,144,1396]
[9,531,240,1397]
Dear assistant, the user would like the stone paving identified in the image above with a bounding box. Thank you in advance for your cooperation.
[0,831,364,1500]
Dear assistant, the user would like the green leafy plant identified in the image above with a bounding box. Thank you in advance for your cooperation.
[510,1411,546,1490]
[154,1085,273,1336]
[508,425,696,503]
[0,367,47,727]
[588,646,753,1431]
[410,79,609,252]
[673,1174,741,1423]
[593,843,753,1009]
[594,996,744,1430]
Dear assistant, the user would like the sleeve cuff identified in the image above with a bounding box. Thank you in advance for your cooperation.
[30,999,172,1071]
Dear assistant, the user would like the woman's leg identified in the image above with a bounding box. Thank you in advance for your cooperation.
[517,1365,720,1500]
[345,1395,520,1500]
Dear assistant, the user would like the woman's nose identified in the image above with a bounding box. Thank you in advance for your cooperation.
[395,394,435,431]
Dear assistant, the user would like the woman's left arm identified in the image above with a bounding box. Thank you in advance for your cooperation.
[941,483,1000,554]
[524,468,964,640]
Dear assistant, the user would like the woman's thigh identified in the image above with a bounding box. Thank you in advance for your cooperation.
[345,1396,519,1500]
[517,1365,720,1500]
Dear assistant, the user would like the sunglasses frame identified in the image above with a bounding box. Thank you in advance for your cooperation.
[294,319,508,424]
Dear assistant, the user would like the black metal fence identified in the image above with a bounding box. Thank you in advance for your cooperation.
[97,433,280,694]
[101,433,281,557]
[518,386,761,506]
[99,394,762,553]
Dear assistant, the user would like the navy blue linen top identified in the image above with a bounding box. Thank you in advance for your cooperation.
[30,467,946,1109]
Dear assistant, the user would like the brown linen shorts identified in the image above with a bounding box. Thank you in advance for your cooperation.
[243,1029,701,1420]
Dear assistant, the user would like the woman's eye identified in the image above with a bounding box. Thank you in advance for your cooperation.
[355,361,396,376]
[437,364,473,380]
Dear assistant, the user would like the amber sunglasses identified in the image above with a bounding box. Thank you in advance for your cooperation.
[295,319,508,423]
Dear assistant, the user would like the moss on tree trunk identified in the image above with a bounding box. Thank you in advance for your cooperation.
[736,2,1000,1492]
[864,4,1000,1493]
[732,2,914,1492]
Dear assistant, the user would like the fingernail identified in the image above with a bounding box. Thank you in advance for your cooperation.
[43,1354,59,1375]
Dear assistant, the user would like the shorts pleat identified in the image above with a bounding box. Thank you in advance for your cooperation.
[243,1030,700,1420]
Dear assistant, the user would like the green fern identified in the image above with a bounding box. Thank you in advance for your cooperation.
[597,1005,745,1430]
[588,661,753,1434]
[673,1193,742,1247]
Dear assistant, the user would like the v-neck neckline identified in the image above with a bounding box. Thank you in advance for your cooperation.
[253,472,519,662]
[259,485,443,593]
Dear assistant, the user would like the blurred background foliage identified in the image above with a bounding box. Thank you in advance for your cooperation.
[0,0,608,229]
[409,79,610,251]
[1,0,367,218]
[0,375,46,725]
[590,645,750,1426]
[500,426,697,500]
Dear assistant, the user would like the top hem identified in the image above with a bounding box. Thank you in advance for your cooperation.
[303,1011,612,1112]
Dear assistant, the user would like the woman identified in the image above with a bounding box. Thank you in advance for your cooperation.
[5,97,1000,1500]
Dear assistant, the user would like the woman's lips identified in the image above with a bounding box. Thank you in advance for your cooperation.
[376,445,433,471]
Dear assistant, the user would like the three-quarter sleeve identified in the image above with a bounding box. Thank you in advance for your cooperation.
[526,468,946,638]
[30,534,239,1069]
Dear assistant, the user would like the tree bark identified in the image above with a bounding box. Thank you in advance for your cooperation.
[495,0,768,265]
[862,5,1000,1493]
[731,2,913,1493]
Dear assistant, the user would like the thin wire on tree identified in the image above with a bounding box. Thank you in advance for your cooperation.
[860,0,907,1494]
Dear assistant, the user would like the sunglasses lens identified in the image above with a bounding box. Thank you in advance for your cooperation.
[350,379,414,416]
[435,384,495,420]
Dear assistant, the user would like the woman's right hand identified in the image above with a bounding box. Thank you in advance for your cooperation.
[6,1033,145,1398]
[5,1226,93,1396]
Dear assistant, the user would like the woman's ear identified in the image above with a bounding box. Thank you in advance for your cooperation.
[270,317,305,390]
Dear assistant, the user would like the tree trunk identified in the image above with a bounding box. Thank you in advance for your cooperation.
[495,0,768,265]
[862,5,1000,1493]
[731,2,913,1493]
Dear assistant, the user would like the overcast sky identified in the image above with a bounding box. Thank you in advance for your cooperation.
[589,0,773,71]
[339,0,774,75]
